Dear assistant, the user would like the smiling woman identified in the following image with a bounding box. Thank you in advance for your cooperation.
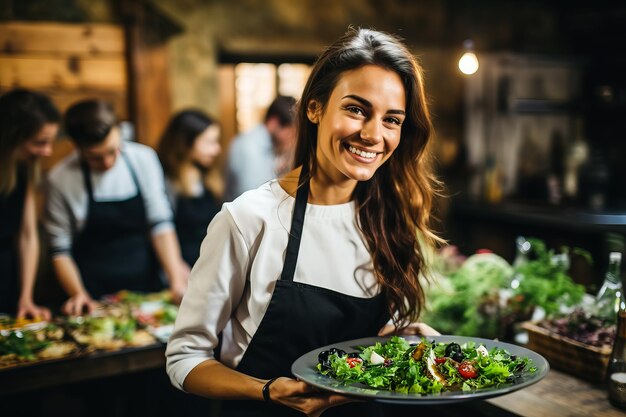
[307,65,405,190]
[0,89,60,320]
[166,27,443,417]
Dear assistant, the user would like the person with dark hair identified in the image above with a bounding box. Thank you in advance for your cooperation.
[45,99,189,315]
[157,110,222,267]
[166,28,442,417]
[0,89,60,318]
[224,95,297,201]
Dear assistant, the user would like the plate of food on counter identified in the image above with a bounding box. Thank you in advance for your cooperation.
[291,335,549,404]
[0,316,82,369]
[102,290,178,343]
[64,313,156,351]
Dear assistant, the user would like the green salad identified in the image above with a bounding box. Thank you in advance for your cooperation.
[316,336,536,393]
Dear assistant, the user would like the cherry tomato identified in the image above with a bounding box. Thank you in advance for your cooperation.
[434,357,447,364]
[346,357,363,368]
[458,361,479,379]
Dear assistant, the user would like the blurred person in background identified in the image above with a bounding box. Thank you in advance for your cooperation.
[224,95,297,201]
[0,89,59,319]
[158,110,222,268]
[45,99,189,315]
[167,28,441,417]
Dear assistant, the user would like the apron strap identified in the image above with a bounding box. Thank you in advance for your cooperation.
[279,167,309,282]
[80,150,143,201]
[80,160,95,202]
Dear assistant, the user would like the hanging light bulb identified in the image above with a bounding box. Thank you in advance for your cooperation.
[458,39,479,75]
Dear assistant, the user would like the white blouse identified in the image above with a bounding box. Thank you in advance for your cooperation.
[165,179,381,390]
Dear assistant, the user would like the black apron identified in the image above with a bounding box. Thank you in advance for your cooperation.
[0,166,27,314]
[174,185,220,266]
[72,153,162,299]
[220,171,389,417]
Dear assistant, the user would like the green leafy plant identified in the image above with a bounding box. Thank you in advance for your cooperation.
[507,238,589,318]
[423,249,513,338]
[423,240,590,339]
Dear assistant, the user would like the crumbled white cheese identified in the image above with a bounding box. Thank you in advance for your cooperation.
[476,345,489,357]
[370,351,385,365]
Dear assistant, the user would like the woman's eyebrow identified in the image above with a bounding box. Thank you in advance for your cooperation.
[342,94,405,115]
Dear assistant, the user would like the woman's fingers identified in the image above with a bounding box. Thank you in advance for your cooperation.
[378,322,441,336]
[303,392,357,417]
[271,378,355,416]
[413,322,441,336]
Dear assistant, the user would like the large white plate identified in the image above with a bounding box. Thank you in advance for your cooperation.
[291,335,549,404]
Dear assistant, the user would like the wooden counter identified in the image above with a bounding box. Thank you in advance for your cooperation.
[382,369,623,417]
[0,342,217,417]
[476,369,624,417]
[0,342,166,395]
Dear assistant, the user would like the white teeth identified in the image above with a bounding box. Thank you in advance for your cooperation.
[348,145,377,159]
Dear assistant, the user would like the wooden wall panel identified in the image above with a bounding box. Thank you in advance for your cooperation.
[0,56,126,90]
[0,22,124,55]
[0,22,127,113]
[0,21,128,170]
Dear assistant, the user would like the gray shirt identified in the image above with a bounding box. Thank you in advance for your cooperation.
[45,141,174,257]
[224,124,276,202]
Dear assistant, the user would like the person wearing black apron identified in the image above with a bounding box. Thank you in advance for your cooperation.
[0,166,27,314]
[0,88,59,318]
[157,109,223,267]
[220,173,389,417]
[72,153,162,299]
[174,188,221,266]
[166,28,442,417]
[48,99,189,315]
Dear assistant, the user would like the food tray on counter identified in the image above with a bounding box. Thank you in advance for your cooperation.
[0,291,177,370]
[522,321,611,383]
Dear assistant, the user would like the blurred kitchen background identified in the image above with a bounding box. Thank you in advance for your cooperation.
[1,0,625,289]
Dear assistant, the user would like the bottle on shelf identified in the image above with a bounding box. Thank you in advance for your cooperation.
[509,236,531,289]
[595,252,624,324]
[484,155,503,204]
[563,118,589,203]
[607,299,626,410]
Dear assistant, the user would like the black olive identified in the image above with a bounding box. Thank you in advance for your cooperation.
[347,352,361,358]
[319,348,345,363]
[326,347,346,357]
[451,352,464,363]
[445,343,462,357]
[510,355,517,361]
[320,359,332,371]
[410,343,417,346]
[318,350,331,363]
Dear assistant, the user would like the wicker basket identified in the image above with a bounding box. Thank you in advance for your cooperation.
[521,321,612,383]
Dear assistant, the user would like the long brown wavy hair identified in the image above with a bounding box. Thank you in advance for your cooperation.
[294,28,443,328]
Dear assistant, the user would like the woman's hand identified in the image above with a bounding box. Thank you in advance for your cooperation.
[378,322,441,337]
[62,292,98,316]
[17,299,51,321]
[268,377,356,417]
[168,259,190,305]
